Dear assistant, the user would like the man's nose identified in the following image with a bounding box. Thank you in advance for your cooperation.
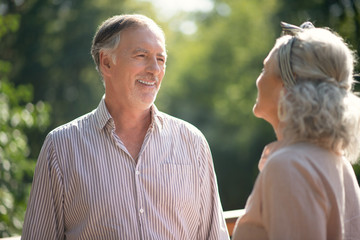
[146,57,161,75]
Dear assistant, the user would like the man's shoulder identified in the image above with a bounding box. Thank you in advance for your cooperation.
[49,110,96,138]
[157,111,203,136]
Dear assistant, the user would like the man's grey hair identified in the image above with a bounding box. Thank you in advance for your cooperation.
[90,14,165,76]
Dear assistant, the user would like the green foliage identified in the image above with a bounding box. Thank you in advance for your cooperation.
[0,13,51,237]
[0,14,20,39]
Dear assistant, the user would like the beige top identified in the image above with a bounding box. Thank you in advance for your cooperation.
[232,142,360,240]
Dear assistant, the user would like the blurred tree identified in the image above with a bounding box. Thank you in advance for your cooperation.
[2,0,107,131]
[0,13,50,237]
[156,0,280,210]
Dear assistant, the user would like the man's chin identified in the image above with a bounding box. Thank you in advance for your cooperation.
[138,99,156,110]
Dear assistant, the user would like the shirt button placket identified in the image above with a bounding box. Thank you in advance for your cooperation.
[135,168,145,222]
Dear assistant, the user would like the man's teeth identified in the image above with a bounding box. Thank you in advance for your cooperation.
[138,80,155,86]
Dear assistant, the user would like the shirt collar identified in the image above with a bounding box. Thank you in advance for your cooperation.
[149,104,165,132]
[94,96,164,131]
[94,96,113,130]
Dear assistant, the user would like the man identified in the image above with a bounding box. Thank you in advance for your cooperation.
[22,14,229,239]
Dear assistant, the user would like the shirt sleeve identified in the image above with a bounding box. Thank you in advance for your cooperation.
[197,136,230,240]
[260,155,328,240]
[22,133,64,240]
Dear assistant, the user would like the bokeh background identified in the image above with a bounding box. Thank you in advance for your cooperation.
[1,0,360,237]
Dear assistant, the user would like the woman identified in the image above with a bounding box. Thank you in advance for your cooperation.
[232,22,360,240]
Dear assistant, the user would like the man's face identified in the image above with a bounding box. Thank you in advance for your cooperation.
[103,26,167,111]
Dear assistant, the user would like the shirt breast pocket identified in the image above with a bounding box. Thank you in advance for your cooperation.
[158,162,196,208]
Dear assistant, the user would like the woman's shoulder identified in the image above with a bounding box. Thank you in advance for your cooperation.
[262,142,339,180]
[268,142,336,165]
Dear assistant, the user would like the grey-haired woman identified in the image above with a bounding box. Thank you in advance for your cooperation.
[232,22,360,240]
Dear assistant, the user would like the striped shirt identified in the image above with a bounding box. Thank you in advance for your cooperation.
[22,97,229,240]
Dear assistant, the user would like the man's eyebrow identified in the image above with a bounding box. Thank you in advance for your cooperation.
[133,48,167,58]
[157,52,167,59]
[133,48,148,54]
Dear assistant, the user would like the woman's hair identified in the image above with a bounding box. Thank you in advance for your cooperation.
[90,14,165,76]
[275,24,360,163]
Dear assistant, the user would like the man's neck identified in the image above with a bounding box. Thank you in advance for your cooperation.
[105,97,152,130]
[105,98,152,161]
[114,109,152,137]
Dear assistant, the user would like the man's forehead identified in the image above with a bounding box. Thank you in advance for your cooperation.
[122,25,165,40]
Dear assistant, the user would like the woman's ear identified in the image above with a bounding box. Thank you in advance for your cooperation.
[99,52,112,77]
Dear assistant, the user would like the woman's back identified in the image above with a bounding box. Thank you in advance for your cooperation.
[233,142,360,240]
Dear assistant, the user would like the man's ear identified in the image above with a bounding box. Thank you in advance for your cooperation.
[99,52,112,77]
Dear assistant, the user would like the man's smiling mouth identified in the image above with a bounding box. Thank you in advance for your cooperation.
[138,79,156,86]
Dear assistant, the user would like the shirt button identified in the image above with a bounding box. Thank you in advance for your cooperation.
[139,208,144,213]
[135,170,140,175]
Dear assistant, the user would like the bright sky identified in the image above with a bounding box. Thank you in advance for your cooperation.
[139,0,214,19]
[138,0,231,35]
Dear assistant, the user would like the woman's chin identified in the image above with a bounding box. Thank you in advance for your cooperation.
[252,104,261,118]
